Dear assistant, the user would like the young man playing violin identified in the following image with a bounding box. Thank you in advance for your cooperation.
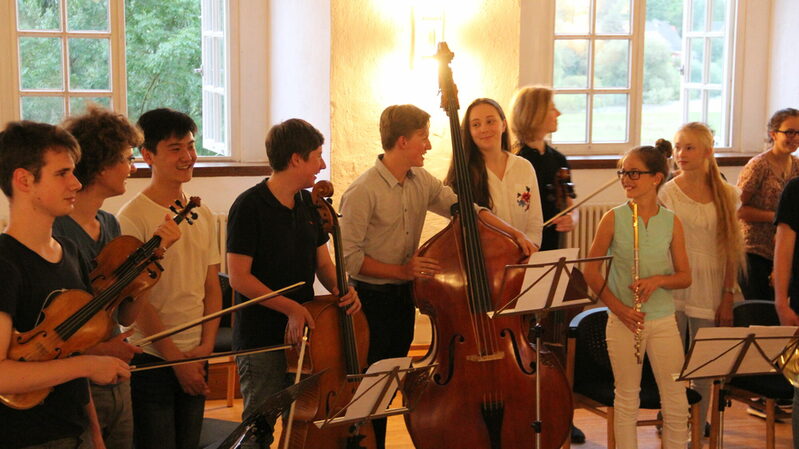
[116,108,222,449]
[0,120,131,449]
[54,105,180,449]
[226,118,360,448]
[339,104,535,449]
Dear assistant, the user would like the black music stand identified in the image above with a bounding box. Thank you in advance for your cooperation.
[312,357,436,431]
[677,326,798,449]
[491,248,610,449]
[215,371,325,449]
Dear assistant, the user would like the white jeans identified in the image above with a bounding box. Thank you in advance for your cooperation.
[606,313,689,449]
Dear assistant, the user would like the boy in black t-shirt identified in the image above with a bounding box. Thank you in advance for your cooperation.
[226,118,361,447]
[0,121,130,449]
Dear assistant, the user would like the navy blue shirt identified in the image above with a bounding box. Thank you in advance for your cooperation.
[227,180,328,348]
[0,234,91,448]
[775,177,799,312]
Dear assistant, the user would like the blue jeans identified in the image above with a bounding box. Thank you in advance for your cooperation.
[236,350,289,449]
[130,353,206,449]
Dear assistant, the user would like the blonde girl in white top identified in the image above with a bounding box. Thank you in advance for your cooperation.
[658,122,745,433]
[444,98,543,248]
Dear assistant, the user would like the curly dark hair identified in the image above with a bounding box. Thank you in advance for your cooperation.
[61,104,142,188]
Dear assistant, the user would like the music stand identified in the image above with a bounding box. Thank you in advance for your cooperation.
[677,326,799,449]
[216,370,325,449]
[313,357,436,430]
[490,248,610,449]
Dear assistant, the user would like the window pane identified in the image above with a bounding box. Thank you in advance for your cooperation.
[68,0,110,32]
[709,37,724,85]
[554,40,589,88]
[594,39,629,88]
[69,97,112,115]
[592,94,628,142]
[552,94,587,143]
[708,89,723,145]
[691,0,707,32]
[21,96,65,123]
[689,38,704,83]
[687,89,702,122]
[596,0,631,34]
[17,0,60,31]
[555,0,590,34]
[19,37,63,90]
[711,0,727,32]
[69,38,111,90]
[126,0,203,150]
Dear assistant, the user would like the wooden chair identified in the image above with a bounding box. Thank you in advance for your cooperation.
[721,300,794,449]
[564,307,702,449]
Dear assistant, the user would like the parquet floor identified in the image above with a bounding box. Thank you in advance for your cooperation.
[204,397,793,448]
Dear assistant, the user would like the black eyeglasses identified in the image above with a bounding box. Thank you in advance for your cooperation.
[617,169,655,180]
[775,129,799,138]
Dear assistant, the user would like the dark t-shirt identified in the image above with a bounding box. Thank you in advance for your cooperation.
[0,234,91,448]
[517,143,573,250]
[227,180,328,349]
[775,177,799,312]
[53,210,120,270]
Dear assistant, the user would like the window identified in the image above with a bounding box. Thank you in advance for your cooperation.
[551,0,735,152]
[7,0,230,157]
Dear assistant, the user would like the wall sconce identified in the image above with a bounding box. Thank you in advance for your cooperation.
[410,5,445,69]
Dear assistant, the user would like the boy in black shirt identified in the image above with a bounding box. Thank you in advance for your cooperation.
[0,121,130,448]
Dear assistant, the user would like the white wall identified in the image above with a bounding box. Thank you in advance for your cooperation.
[768,0,799,114]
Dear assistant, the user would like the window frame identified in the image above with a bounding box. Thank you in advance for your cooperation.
[539,0,739,155]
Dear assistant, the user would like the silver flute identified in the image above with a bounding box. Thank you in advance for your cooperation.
[631,201,643,364]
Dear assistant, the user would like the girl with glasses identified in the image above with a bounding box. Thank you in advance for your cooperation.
[658,122,745,437]
[737,108,799,301]
[584,140,692,449]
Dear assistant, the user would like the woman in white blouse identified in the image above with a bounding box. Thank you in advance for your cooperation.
[444,98,543,248]
[658,122,745,435]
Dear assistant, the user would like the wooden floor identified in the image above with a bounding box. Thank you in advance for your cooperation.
[204,397,793,448]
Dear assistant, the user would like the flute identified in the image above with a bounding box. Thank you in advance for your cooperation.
[632,201,643,364]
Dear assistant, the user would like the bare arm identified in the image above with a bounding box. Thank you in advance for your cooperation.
[477,209,537,256]
[0,313,129,394]
[737,190,775,223]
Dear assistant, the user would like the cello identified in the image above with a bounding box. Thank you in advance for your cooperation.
[280,180,376,449]
[403,43,573,448]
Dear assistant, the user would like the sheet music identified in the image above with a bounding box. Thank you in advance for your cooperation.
[343,357,412,420]
[511,248,589,313]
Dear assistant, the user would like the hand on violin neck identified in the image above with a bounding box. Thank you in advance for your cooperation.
[402,251,442,280]
[552,214,574,232]
[154,213,182,250]
[83,329,142,363]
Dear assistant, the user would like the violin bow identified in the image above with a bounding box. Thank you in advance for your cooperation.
[130,281,305,347]
[543,175,617,228]
[281,326,310,449]
[130,343,292,372]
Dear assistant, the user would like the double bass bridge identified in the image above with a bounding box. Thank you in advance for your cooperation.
[466,351,505,362]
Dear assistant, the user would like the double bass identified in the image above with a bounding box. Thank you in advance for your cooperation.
[403,43,573,448]
[280,181,375,449]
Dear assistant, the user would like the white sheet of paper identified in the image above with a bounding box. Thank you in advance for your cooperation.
[508,248,590,314]
[342,357,413,420]
[681,326,798,379]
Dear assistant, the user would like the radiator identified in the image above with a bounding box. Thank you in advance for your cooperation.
[562,203,614,258]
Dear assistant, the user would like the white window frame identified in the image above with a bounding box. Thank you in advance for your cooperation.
[0,0,238,160]
[524,0,743,155]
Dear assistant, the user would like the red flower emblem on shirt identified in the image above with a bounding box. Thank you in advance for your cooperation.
[517,186,531,212]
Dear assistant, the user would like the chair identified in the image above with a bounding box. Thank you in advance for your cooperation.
[212,272,237,407]
[564,307,702,449]
[723,300,794,449]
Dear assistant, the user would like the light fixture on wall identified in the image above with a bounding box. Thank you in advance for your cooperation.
[410,5,445,69]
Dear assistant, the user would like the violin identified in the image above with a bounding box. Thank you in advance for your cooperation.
[280,181,375,449]
[0,198,200,410]
[403,43,573,448]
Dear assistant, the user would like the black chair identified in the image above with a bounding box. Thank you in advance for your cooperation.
[215,272,237,407]
[565,307,701,449]
[724,300,793,449]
